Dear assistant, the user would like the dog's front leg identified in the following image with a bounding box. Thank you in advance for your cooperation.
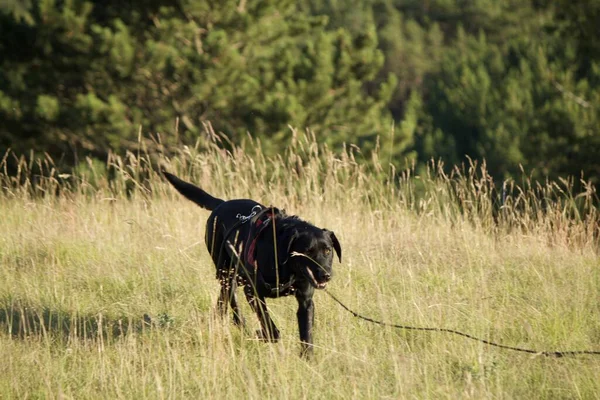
[296,288,315,357]
[244,286,280,341]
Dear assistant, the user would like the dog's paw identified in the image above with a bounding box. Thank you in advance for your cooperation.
[256,329,280,342]
[233,315,246,327]
[300,343,314,358]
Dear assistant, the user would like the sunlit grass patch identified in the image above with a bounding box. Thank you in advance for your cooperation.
[0,131,599,398]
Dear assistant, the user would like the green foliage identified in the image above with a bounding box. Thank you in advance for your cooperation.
[302,0,600,182]
[410,3,600,181]
[35,95,60,121]
[0,0,395,158]
[1,0,599,183]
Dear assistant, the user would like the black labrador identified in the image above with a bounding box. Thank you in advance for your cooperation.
[163,172,341,356]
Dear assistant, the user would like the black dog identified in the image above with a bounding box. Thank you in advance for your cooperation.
[163,172,341,355]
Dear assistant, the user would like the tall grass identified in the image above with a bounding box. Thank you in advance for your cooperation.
[1,128,599,398]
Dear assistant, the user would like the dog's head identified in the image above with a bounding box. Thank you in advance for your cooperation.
[280,222,342,289]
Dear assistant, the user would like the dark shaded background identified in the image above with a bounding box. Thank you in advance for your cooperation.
[1,0,599,183]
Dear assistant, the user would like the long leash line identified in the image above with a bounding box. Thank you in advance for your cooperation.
[289,251,600,357]
[324,290,600,357]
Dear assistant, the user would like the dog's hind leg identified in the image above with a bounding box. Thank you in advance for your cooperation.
[244,285,280,342]
[218,239,246,326]
[216,276,231,318]
[216,268,244,326]
[228,278,244,326]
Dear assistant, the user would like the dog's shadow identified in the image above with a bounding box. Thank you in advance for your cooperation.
[0,303,169,340]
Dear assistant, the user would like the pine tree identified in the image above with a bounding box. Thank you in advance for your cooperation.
[0,0,395,158]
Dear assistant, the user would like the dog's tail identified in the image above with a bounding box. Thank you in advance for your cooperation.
[162,171,224,211]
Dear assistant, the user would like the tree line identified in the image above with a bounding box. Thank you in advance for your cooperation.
[1,0,599,183]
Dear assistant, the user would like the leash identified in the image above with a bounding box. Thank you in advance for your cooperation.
[324,289,600,357]
[286,251,600,357]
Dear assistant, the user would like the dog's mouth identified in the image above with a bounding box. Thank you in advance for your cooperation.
[304,267,329,289]
[290,252,330,289]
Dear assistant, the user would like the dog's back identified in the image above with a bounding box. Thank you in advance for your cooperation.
[163,171,263,273]
[204,199,265,273]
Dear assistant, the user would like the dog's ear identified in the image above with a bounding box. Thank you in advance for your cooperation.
[325,230,342,263]
[278,229,298,266]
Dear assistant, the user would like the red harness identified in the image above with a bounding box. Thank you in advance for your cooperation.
[244,208,278,271]
[240,207,296,297]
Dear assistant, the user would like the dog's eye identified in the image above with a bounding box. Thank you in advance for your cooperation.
[323,248,331,255]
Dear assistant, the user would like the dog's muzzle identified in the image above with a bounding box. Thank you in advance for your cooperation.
[303,266,331,289]
[290,252,332,289]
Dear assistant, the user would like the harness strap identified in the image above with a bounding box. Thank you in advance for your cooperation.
[244,207,277,268]
[221,206,295,297]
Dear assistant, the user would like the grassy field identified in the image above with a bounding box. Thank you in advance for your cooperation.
[1,134,599,398]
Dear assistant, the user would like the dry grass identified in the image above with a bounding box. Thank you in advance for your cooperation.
[1,128,599,399]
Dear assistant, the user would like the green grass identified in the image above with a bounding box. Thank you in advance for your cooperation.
[1,133,599,398]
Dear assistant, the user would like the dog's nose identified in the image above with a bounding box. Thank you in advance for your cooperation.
[322,272,332,281]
